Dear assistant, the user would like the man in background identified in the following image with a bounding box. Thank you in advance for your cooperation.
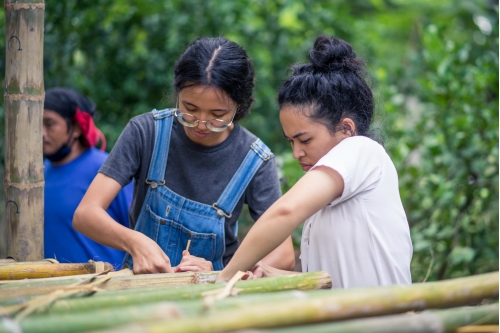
[43,87,132,269]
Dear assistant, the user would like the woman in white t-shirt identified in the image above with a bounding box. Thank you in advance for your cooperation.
[216,35,413,288]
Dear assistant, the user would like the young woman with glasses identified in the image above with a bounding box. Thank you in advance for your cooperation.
[74,37,295,274]
[216,36,413,288]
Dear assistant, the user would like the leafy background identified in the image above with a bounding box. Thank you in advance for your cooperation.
[0,0,497,282]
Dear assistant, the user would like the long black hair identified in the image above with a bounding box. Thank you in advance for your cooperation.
[174,37,255,122]
[278,36,374,137]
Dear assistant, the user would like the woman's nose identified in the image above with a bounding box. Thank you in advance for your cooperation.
[293,146,305,159]
[196,120,209,130]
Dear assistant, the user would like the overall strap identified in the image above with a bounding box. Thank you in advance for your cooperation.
[213,138,273,218]
[145,109,175,188]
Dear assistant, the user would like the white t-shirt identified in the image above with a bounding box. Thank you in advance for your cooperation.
[301,136,413,289]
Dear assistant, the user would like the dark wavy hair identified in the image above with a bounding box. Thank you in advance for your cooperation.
[278,35,374,137]
[174,37,255,122]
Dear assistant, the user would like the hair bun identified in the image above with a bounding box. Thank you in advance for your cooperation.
[308,35,363,72]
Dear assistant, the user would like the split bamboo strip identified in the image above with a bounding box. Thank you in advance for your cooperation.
[0,262,114,280]
[1,271,332,315]
[240,303,499,333]
[0,270,218,300]
[95,271,498,333]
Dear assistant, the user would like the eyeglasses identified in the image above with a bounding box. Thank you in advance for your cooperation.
[174,107,237,133]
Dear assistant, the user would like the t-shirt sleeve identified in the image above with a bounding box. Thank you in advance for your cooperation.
[311,136,383,206]
[245,155,282,222]
[99,117,146,187]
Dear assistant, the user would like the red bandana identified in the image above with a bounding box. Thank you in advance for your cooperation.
[74,107,106,151]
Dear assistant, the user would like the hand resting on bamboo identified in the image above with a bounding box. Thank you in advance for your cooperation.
[174,250,214,272]
[242,261,296,280]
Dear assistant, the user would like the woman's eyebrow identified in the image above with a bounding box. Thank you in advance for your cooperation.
[282,131,308,139]
[292,132,308,139]
[182,100,230,112]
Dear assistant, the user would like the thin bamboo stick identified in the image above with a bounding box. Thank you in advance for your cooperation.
[0,262,114,280]
[95,271,499,333]
[0,270,218,300]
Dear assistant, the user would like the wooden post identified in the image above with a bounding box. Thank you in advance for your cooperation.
[4,0,45,261]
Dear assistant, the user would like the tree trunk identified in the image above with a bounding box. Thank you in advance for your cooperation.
[4,0,45,261]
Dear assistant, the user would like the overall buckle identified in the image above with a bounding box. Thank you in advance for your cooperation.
[145,180,165,189]
[212,203,232,218]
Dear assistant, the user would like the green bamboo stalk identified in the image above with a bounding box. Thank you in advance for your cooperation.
[95,271,499,333]
[0,273,496,333]
[245,303,499,333]
[4,297,496,333]
[0,290,343,333]
[0,271,332,315]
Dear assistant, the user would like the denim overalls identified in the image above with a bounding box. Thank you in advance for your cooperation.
[123,109,272,270]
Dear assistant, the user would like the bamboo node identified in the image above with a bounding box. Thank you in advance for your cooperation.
[4,3,45,10]
[89,260,106,273]
[4,180,45,191]
[4,93,45,102]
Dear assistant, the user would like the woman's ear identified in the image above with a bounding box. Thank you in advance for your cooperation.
[72,123,82,139]
[341,118,356,137]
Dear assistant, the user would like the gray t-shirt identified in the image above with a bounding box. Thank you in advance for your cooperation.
[100,111,282,264]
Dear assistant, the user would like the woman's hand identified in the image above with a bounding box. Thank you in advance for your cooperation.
[130,232,174,274]
[173,251,214,272]
[241,261,296,280]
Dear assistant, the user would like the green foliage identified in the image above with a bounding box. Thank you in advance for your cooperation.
[0,0,497,281]
[384,19,499,281]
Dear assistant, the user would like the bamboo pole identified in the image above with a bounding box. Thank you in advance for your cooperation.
[0,301,496,333]
[0,271,332,315]
[240,303,499,333]
[95,271,499,333]
[4,0,45,261]
[0,262,114,280]
[0,270,218,300]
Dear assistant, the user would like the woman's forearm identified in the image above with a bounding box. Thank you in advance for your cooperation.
[219,201,299,280]
[73,203,137,254]
[217,167,344,281]
[73,173,137,254]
